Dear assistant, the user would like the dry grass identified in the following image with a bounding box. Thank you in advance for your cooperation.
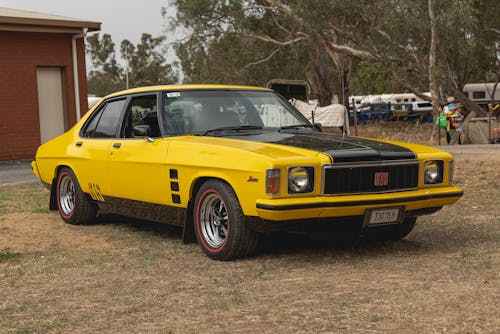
[0,185,50,214]
[0,153,499,333]
[346,122,438,145]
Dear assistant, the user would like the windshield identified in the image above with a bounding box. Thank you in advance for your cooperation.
[161,90,310,135]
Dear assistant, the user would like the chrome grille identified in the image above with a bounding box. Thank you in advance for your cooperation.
[322,160,419,195]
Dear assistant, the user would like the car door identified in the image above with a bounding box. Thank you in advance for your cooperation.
[74,97,127,199]
[107,93,170,205]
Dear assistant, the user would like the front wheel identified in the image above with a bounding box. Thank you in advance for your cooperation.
[56,167,97,225]
[389,217,417,240]
[366,217,417,241]
[193,180,257,260]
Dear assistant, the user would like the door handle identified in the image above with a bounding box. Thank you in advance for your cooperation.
[113,143,121,149]
[75,141,83,147]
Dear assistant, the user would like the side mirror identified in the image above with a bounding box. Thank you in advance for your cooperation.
[313,123,322,132]
[133,125,151,137]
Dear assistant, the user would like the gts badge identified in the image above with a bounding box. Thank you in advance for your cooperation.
[247,176,259,182]
[88,183,104,201]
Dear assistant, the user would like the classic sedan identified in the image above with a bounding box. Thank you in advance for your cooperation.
[32,85,463,260]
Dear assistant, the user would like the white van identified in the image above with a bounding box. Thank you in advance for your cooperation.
[411,101,433,121]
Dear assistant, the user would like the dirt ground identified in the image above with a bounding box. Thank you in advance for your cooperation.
[0,213,113,253]
[0,140,499,333]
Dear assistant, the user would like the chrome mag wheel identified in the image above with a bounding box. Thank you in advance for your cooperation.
[198,192,229,249]
[58,173,75,216]
[194,180,258,260]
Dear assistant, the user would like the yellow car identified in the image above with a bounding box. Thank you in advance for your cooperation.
[32,84,462,260]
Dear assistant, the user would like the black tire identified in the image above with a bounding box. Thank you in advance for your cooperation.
[193,180,258,260]
[56,167,97,225]
[366,217,417,241]
[389,217,417,240]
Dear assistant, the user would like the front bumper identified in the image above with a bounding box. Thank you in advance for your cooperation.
[255,186,463,221]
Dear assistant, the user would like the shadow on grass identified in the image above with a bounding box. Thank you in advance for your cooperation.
[93,213,183,239]
[84,213,492,260]
[256,232,408,258]
[255,222,493,259]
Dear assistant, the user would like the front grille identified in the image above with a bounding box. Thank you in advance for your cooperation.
[323,160,419,195]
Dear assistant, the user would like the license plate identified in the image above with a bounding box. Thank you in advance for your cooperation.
[364,207,403,226]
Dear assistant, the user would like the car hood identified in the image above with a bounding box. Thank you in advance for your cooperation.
[225,131,416,163]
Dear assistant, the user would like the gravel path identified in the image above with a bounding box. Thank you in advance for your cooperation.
[0,160,38,186]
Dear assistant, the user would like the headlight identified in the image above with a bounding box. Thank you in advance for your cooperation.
[288,166,314,193]
[424,160,443,184]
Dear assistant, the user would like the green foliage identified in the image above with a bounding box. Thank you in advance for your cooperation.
[166,0,335,103]
[174,33,309,86]
[87,33,124,95]
[86,33,178,96]
[0,250,22,262]
[166,0,499,109]
[349,62,397,95]
[121,34,178,87]
[168,0,310,86]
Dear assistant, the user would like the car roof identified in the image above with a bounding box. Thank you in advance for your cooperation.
[104,84,273,99]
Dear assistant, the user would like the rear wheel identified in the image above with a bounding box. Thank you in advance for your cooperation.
[194,180,257,260]
[56,167,97,225]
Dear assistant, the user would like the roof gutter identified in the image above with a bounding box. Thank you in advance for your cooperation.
[72,27,88,121]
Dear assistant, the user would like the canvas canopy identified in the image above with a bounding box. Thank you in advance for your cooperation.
[290,99,350,134]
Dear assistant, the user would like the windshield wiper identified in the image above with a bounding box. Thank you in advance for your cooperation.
[202,125,263,136]
[279,124,313,131]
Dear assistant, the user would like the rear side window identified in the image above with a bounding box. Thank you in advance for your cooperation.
[82,98,126,138]
[82,106,105,138]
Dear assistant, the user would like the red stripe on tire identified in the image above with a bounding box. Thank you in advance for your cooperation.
[195,189,230,253]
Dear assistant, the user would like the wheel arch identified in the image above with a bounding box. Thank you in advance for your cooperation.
[182,176,239,244]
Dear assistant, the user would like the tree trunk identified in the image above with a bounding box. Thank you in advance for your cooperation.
[428,0,440,142]
[428,0,439,116]
[307,46,333,106]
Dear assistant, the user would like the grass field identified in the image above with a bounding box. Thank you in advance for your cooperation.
[0,152,498,333]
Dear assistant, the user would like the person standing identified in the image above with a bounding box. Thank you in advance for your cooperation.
[443,97,456,144]
[445,98,464,145]
[453,102,465,144]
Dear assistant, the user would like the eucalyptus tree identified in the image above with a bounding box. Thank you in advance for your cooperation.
[120,34,178,88]
[86,33,124,96]
[166,0,499,111]
[165,0,336,105]
[86,33,178,96]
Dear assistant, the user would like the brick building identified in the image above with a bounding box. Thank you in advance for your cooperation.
[0,7,100,160]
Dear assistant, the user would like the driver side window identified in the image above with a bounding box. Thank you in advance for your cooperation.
[121,95,159,138]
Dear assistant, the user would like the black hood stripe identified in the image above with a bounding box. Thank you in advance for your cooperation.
[227,131,416,163]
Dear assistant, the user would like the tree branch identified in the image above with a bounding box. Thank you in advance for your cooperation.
[324,39,379,61]
[245,32,308,46]
[243,48,281,69]
[484,27,500,35]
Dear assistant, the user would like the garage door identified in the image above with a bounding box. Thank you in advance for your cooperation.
[37,67,67,143]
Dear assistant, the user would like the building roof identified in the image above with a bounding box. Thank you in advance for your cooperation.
[0,7,100,34]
